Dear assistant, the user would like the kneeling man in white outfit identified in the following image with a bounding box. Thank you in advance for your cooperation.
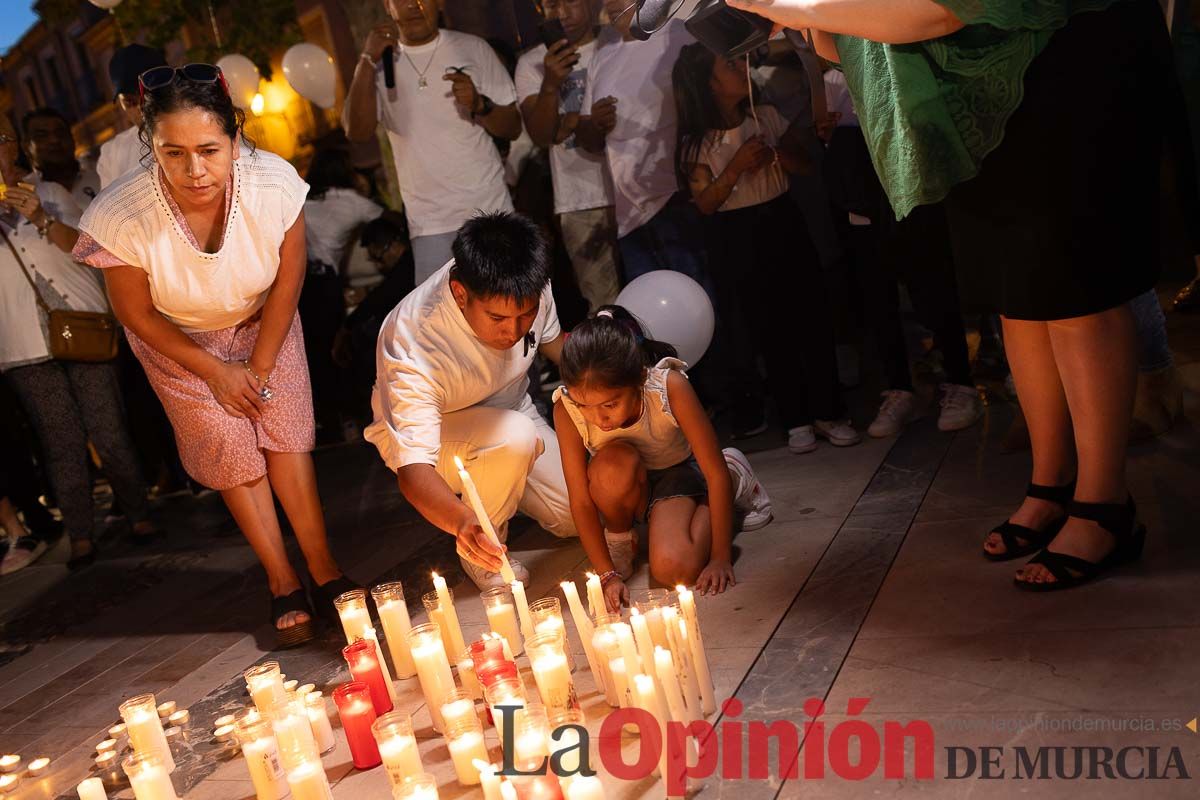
[365,212,577,587]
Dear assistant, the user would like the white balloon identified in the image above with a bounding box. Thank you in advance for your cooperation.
[88,0,123,9]
[615,271,715,367]
[216,54,260,110]
[282,43,337,109]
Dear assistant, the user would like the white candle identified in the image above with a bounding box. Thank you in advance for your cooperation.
[0,755,18,773]
[455,456,517,584]
[77,777,108,800]
[408,623,456,733]
[441,696,478,733]
[296,683,316,698]
[590,626,619,706]
[608,657,630,709]
[457,653,483,700]
[284,760,333,800]
[475,760,502,800]
[156,701,176,719]
[0,774,17,793]
[612,623,640,685]
[485,600,523,658]
[214,724,236,742]
[167,710,189,727]
[96,739,117,754]
[529,638,576,713]
[671,617,702,723]
[395,774,441,800]
[560,580,604,693]
[125,759,179,800]
[485,631,515,661]
[95,752,118,770]
[335,590,372,645]
[432,573,469,666]
[676,586,716,714]
[584,572,604,618]
[654,647,688,724]
[365,626,400,704]
[548,713,585,775]
[566,775,606,800]
[645,607,671,651]
[304,692,336,754]
[108,723,126,739]
[632,674,671,785]
[27,756,49,776]
[500,780,518,800]
[377,726,422,787]
[241,735,287,800]
[214,715,236,728]
[447,729,488,785]
[245,663,288,715]
[121,696,176,772]
[271,702,316,758]
[374,584,419,679]
[511,580,535,642]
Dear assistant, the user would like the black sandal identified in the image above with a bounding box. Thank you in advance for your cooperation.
[1014,497,1145,592]
[272,590,316,649]
[309,575,361,623]
[983,481,1074,562]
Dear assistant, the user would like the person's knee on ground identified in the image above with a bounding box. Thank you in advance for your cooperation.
[648,537,707,587]
[586,442,645,527]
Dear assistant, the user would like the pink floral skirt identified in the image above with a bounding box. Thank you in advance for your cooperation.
[127,313,315,490]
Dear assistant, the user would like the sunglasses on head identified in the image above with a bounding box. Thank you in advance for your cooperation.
[138,63,229,103]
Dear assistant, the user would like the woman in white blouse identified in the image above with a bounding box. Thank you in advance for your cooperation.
[75,65,354,647]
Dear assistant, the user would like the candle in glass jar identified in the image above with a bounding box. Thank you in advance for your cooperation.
[590,616,621,706]
[670,617,702,723]
[607,657,630,710]
[474,760,502,800]
[527,633,577,714]
[120,694,175,772]
[271,698,317,761]
[334,589,372,645]
[457,650,483,700]
[237,715,288,800]
[282,756,333,800]
[303,692,336,754]
[343,639,394,715]
[407,623,455,733]
[332,682,382,769]
[480,586,523,657]
[445,719,489,786]
[632,675,670,781]
[122,752,179,800]
[394,773,440,800]
[372,582,418,679]
[548,709,586,775]
[76,777,108,800]
[653,647,688,724]
[566,775,606,800]
[675,586,716,714]
[511,580,535,642]
[245,662,288,715]
[440,689,478,734]
[372,711,422,789]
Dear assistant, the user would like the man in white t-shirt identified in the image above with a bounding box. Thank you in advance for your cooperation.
[515,0,620,313]
[365,212,576,589]
[97,44,167,190]
[344,0,522,284]
[577,6,708,287]
[21,108,101,213]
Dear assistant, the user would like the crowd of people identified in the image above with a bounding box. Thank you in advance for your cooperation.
[0,0,1190,646]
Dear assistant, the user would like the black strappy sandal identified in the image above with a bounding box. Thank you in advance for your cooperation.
[272,590,316,649]
[983,481,1075,562]
[309,575,361,624]
[1014,497,1145,592]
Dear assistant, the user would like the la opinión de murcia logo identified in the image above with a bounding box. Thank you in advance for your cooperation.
[494,698,1193,789]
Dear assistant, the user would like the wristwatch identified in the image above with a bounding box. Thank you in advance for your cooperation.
[472,94,495,119]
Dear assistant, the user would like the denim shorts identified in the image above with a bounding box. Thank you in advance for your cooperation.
[641,456,707,521]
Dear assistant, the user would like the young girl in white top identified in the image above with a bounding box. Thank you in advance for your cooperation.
[554,306,773,612]
[75,65,355,647]
[673,43,858,455]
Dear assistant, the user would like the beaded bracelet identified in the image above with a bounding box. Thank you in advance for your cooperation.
[598,569,621,587]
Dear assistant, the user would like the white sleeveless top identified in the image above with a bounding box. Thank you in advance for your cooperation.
[78,150,308,332]
[553,358,693,470]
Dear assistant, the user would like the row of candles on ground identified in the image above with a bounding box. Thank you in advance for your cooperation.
[0,752,52,795]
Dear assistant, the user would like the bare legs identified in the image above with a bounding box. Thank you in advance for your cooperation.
[585,442,724,587]
[220,451,342,629]
[994,307,1138,585]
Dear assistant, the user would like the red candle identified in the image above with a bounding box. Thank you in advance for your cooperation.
[343,639,394,715]
[469,637,507,673]
[477,660,519,690]
[333,682,382,769]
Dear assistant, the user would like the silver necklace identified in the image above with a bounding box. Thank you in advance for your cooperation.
[401,36,441,89]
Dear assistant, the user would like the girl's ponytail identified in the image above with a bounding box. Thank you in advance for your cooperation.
[561,305,678,390]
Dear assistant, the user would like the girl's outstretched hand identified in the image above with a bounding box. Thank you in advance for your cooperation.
[695,559,736,596]
[604,576,629,613]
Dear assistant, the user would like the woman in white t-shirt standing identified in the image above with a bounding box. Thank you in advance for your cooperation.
[673,43,859,455]
[74,66,354,648]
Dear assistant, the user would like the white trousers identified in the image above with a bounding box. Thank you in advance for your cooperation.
[435,401,577,541]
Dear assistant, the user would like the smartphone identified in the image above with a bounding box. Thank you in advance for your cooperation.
[538,18,567,48]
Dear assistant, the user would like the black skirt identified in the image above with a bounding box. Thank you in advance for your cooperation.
[945,0,1174,321]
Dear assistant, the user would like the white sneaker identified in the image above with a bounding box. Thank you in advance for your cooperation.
[460,555,530,590]
[868,390,916,438]
[937,384,983,432]
[722,448,773,531]
[787,425,817,454]
[605,530,637,579]
[814,419,862,447]
[1,537,47,575]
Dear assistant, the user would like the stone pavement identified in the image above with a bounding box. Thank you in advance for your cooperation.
[1,307,1198,799]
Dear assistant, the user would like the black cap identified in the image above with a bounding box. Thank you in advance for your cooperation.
[108,44,168,100]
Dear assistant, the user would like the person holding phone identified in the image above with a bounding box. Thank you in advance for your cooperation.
[343,0,522,284]
[515,0,620,313]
